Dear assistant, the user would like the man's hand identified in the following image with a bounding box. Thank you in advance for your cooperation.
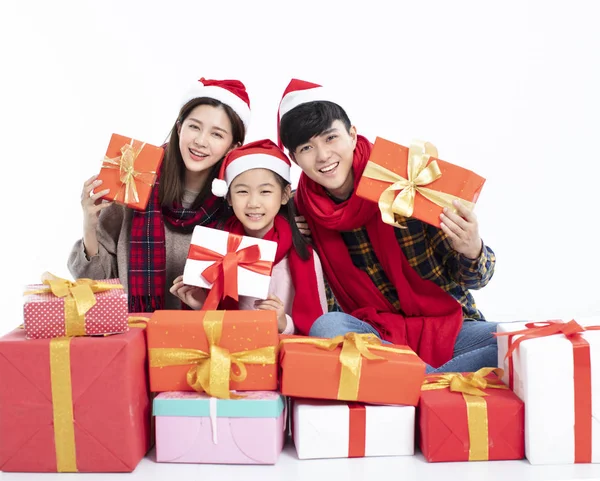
[439,200,483,259]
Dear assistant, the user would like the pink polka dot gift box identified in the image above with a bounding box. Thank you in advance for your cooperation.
[23,274,129,339]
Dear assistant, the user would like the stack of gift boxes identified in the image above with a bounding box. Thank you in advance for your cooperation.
[0,133,597,472]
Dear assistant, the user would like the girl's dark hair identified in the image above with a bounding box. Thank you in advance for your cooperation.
[272,173,310,261]
[159,97,246,208]
[279,100,351,154]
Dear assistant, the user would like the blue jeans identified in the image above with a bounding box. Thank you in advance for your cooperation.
[309,312,498,374]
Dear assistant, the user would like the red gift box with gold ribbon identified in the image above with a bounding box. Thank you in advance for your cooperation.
[0,327,150,472]
[356,137,485,228]
[96,133,164,211]
[279,333,426,405]
[23,273,128,339]
[418,368,524,462]
[147,310,279,398]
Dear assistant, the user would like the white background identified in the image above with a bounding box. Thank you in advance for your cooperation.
[1,0,599,337]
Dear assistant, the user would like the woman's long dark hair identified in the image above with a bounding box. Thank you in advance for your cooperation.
[159,97,246,209]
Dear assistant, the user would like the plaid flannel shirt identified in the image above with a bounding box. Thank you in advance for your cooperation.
[327,217,495,320]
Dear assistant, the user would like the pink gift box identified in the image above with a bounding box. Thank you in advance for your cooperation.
[154,391,285,465]
[23,278,128,339]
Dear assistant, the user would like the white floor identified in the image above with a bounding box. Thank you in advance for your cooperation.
[3,442,600,481]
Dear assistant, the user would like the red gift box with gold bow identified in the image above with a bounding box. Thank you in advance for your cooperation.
[96,133,164,211]
[23,273,128,339]
[182,225,277,309]
[356,137,486,228]
[418,368,524,462]
[147,310,279,398]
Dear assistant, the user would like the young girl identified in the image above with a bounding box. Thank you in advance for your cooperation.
[68,77,251,311]
[171,139,328,334]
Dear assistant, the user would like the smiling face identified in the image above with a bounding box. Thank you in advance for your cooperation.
[291,120,358,200]
[178,104,236,175]
[228,168,291,238]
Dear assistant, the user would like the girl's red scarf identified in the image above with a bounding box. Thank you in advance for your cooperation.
[294,135,463,368]
[224,215,325,334]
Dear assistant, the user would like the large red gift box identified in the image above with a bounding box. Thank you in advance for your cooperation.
[0,328,150,472]
[418,368,524,462]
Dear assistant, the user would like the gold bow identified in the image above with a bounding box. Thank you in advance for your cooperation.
[422,367,507,461]
[280,333,416,401]
[149,311,276,399]
[363,140,475,227]
[102,139,157,205]
[24,273,122,336]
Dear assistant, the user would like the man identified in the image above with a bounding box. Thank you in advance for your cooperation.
[278,79,497,373]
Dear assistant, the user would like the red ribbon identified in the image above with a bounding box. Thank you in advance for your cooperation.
[348,403,366,458]
[187,233,273,309]
[496,319,600,463]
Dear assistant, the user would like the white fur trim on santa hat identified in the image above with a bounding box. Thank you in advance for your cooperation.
[279,86,335,119]
[225,154,291,187]
[182,85,251,128]
[211,178,229,197]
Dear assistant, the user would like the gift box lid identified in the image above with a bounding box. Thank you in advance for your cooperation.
[153,391,284,418]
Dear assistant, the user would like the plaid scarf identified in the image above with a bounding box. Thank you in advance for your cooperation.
[128,169,225,312]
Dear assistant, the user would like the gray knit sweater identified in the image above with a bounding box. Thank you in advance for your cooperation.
[67,190,200,309]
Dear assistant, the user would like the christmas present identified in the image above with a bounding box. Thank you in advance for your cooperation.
[279,333,426,405]
[293,399,414,459]
[182,225,277,309]
[23,273,127,339]
[0,328,150,472]
[419,368,524,462]
[356,138,485,228]
[147,310,278,398]
[154,391,285,464]
[97,133,164,211]
[496,320,600,464]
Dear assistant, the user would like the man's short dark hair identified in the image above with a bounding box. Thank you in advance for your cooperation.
[280,101,351,154]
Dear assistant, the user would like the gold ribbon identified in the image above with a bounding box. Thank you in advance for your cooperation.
[102,139,157,205]
[280,333,416,401]
[148,311,276,399]
[49,338,77,472]
[127,316,151,329]
[363,140,475,227]
[24,273,122,337]
[422,367,507,461]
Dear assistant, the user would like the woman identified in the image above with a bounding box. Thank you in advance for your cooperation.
[68,77,250,311]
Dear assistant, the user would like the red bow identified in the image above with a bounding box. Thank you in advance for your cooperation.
[187,233,273,309]
[497,320,600,360]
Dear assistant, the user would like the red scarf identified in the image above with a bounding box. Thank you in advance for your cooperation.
[128,164,225,313]
[224,214,325,334]
[295,135,463,368]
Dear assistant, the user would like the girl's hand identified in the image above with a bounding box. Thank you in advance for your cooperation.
[255,294,287,333]
[170,275,207,310]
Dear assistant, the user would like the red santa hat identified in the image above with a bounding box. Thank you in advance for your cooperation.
[277,78,339,149]
[182,77,251,129]
[211,139,292,197]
